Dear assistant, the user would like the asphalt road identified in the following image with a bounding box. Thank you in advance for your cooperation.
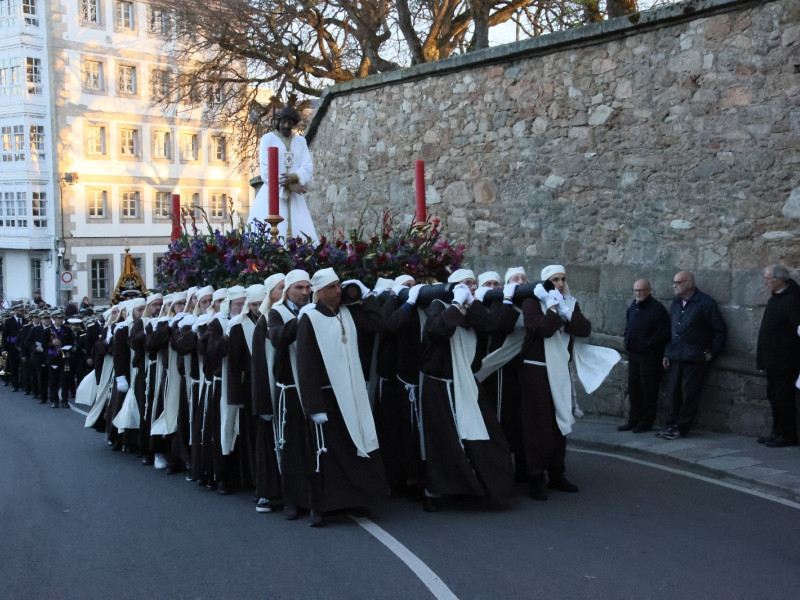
[2,388,800,600]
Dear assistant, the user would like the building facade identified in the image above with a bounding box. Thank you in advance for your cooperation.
[0,0,251,306]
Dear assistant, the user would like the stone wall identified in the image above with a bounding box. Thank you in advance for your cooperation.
[304,0,800,435]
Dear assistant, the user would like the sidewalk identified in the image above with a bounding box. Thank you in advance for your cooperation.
[569,418,800,504]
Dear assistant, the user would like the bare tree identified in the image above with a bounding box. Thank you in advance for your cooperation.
[146,0,655,166]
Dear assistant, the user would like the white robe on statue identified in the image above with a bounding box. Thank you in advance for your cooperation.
[249,131,317,243]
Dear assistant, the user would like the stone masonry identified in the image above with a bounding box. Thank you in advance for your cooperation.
[302,0,800,436]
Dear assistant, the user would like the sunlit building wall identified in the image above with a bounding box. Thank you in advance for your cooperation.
[0,0,251,306]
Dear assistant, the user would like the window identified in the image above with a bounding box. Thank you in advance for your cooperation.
[25,57,41,95]
[148,8,171,36]
[2,125,25,162]
[151,69,170,101]
[31,190,46,228]
[22,0,38,26]
[31,259,41,297]
[208,83,225,106]
[115,0,134,30]
[82,60,103,91]
[210,193,226,219]
[211,135,226,162]
[180,132,198,161]
[121,190,139,218]
[90,259,108,300]
[87,189,106,218]
[0,58,22,96]
[117,64,136,94]
[2,191,28,227]
[153,130,171,159]
[180,192,199,218]
[29,125,45,161]
[81,0,100,24]
[154,191,171,218]
[86,125,106,155]
[120,127,138,157]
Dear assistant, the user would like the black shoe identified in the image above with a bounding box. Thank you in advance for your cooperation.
[51,402,58,408]
[165,463,184,474]
[284,505,299,520]
[217,481,231,495]
[61,402,69,408]
[110,440,123,452]
[632,424,652,433]
[757,432,777,444]
[617,423,635,432]
[206,480,218,491]
[548,475,579,493]
[528,474,548,501]
[422,496,441,512]
[765,436,798,448]
[11,387,18,392]
[38,399,47,404]
[141,456,154,466]
[308,511,325,527]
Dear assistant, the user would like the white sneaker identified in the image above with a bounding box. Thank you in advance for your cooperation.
[154,454,168,470]
[256,498,272,513]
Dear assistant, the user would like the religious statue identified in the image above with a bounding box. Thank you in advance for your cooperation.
[248,105,317,243]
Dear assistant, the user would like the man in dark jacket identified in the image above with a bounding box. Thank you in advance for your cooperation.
[619,279,670,433]
[2,303,26,390]
[659,271,727,440]
[756,265,800,447]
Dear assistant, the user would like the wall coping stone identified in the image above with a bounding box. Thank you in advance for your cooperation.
[305,0,768,144]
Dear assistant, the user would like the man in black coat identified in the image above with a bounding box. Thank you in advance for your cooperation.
[2,303,26,390]
[619,279,670,433]
[756,265,800,447]
[659,271,727,440]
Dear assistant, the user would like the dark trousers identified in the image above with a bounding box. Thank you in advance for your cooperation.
[627,352,663,428]
[667,360,710,435]
[766,370,799,440]
[37,364,50,402]
[6,350,20,389]
[48,366,70,404]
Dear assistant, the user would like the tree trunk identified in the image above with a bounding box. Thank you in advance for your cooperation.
[607,0,638,18]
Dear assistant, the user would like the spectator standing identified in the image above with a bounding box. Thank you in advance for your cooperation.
[659,271,727,440]
[618,279,670,433]
[756,266,800,447]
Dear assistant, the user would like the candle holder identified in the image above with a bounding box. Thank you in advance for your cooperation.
[265,214,284,243]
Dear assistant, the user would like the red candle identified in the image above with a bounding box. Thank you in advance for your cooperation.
[171,193,181,241]
[268,146,279,216]
[414,160,426,223]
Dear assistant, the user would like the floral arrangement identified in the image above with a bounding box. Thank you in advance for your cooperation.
[154,206,466,292]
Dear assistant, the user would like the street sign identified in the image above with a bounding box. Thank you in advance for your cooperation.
[60,270,74,290]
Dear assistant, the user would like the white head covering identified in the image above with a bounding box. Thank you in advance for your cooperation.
[505,267,526,284]
[146,293,163,306]
[541,264,570,296]
[447,269,475,284]
[478,271,501,287]
[276,269,311,306]
[260,273,286,315]
[311,268,339,292]
[193,285,215,316]
[126,298,147,323]
[394,274,415,287]
[245,284,268,305]
[374,277,395,291]
[185,286,199,306]
[171,291,188,303]
[541,265,566,281]
[226,286,246,301]
[212,288,228,302]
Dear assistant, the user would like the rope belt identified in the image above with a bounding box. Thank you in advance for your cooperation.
[398,375,421,432]
[144,359,157,419]
[275,382,297,453]
[523,359,547,367]
[496,368,503,422]
[313,422,327,473]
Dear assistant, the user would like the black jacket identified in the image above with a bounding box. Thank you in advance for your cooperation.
[756,278,800,372]
[664,288,727,363]
[624,295,671,355]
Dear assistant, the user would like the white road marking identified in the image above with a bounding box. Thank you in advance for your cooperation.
[350,515,459,600]
[570,447,800,510]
